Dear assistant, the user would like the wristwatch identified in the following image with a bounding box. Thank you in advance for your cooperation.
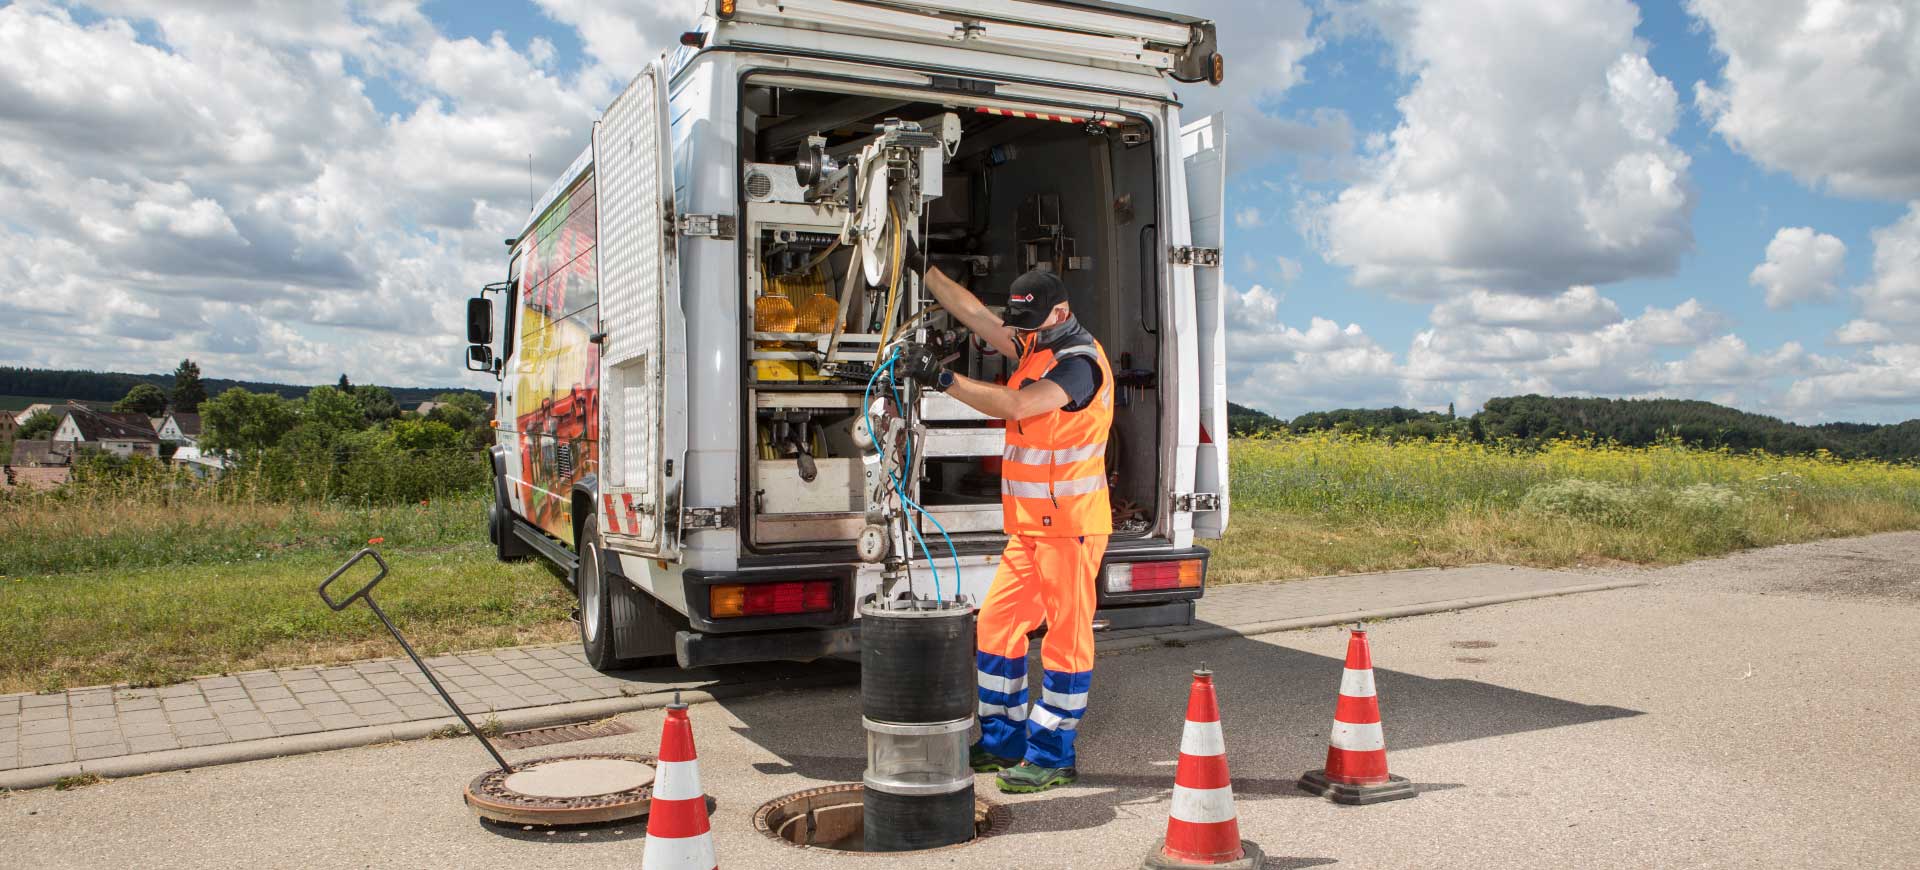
[936,370,956,392]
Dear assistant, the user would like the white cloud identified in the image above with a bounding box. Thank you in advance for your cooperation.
[1226,282,1869,422]
[1304,0,1693,296]
[1234,207,1265,229]
[1834,319,1894,345]
[1274,256,1303,284]
[1430,286,1622,332]
[1751,226,1847,309]
[1155,0,1336,172]
[1689,0,1920,199]
[0,1,665,386]
[1854,202,1920,324]
[1783,344,1920,414]
[1625,298,1724,346]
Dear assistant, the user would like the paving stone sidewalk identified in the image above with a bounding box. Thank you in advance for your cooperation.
[0,564,1631,778]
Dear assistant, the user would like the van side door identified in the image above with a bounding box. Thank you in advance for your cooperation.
[595,57,689,560]
[1181,113,1228,539]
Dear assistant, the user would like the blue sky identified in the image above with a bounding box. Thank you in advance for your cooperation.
[0,0,1914,423]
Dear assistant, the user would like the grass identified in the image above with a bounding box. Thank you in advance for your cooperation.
[1210,433,1920,584]
[0,543,575,695]
[5,433,1918,694]
[0,489,491,577]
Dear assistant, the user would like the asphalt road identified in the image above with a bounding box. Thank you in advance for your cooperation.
[5,533,1918,869]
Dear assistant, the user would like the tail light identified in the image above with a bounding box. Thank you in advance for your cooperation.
[711,580,834,618]
[1104,559,1203,593]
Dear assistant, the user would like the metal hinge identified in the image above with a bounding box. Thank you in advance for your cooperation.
[678,214,736,240]
[1173,492,1221,512]
[1170,245,1221,267]
[680,506,738,531]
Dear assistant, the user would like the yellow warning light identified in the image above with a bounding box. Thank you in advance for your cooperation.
[1211,53,1225,86]
[718,0,737,19]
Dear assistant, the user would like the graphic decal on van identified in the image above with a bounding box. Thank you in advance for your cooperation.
[510,174,601,544]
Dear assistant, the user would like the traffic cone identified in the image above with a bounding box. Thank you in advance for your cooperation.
[1298,624,1415,805]
[1142,669,1264,870]
[643,699,717,870]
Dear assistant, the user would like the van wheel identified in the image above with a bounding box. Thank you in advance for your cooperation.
[577,516,623,670]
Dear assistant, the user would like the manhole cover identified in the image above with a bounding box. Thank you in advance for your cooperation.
[754,783,1006,855]
[496,719,636,750]
[465,754,656,826]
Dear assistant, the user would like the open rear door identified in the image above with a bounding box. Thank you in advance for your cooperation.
[595,59,687,560]
[1181,113,1228,539]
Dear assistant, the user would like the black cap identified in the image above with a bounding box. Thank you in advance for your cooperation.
[1004,268,1068,330]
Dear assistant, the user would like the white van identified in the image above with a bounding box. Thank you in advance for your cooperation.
[465,0,1230,671]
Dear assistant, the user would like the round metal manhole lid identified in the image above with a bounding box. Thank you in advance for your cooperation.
[465,753,657,826]
[503,757,654,798]
[753,783,1008,855]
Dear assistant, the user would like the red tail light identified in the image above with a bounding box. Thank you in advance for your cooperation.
[711,580,834,617]
[1104,559,1203,593]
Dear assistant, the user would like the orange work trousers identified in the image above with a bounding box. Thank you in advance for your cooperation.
[974,533,1106,768]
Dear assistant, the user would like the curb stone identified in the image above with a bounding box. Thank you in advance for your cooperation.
[0,577,1646,791]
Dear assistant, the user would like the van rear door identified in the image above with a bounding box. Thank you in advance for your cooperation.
[1181,113,1228,539]
[595,58,688,560]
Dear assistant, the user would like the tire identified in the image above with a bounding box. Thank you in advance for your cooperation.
[577,515,625,670]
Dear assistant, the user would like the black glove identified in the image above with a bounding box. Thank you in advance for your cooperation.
[899,235,927,274]
[896,342,946,389]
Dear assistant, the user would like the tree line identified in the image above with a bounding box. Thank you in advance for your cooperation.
[1228,396,1920,462]
[0,365,483,410]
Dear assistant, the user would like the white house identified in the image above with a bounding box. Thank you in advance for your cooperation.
[157,412,202,445]
[51,403,161,458]
[14,403,52,426]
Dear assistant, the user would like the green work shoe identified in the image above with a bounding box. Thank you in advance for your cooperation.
[970,746,1018,773]
[996,761,1078,793]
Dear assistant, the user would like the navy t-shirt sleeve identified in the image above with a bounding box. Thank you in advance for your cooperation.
[1042,356,1102,412]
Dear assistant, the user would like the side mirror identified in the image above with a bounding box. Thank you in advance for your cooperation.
[466,297,493,345]
[466,344,495,373]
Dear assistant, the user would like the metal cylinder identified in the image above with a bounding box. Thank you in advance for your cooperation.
[860,598,976,852]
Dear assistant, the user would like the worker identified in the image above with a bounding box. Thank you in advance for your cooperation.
[898,252,1113,795]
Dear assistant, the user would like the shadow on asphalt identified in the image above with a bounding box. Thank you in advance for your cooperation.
[699,622,1642,839]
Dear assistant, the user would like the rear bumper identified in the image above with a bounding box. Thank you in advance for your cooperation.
[673,599,1195,668]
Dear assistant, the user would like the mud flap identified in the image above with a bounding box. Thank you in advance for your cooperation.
[609,572,679,660]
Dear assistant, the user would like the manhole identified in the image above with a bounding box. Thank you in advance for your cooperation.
[465,754,655,826]
[495,719,636,750]
[753,783,1007,855]
[1450,640,1497,649]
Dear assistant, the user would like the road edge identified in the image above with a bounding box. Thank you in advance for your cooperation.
[0,578,1646,791]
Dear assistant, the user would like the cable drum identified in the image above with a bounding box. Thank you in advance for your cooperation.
[860,599,975,724]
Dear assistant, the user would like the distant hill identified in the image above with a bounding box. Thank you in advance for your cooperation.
[1227,394,1920,462]
[0,367,486,410]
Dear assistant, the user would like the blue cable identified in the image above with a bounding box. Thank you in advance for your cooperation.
[861,347,965,601]
[884,372,964,595]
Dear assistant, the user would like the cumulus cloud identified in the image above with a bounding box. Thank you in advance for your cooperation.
[1834,319,1895,345]
[1751,227,1847,309]
[1303,0,1694,296]
[1782,344,1920,414]
[1854,202,1920,324]
[1689,0,1920,199]
[0,1,659,385]
[1430,286,1623,332]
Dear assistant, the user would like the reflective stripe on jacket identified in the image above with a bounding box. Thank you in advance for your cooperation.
[1002,333,1114,536]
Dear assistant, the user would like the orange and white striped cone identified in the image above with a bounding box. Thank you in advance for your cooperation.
[1142,669,1264,870]
[1298,624,1415,805]
[643,700,718,870]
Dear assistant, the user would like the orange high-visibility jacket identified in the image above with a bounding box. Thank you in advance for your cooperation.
[1001,332,1115,536]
